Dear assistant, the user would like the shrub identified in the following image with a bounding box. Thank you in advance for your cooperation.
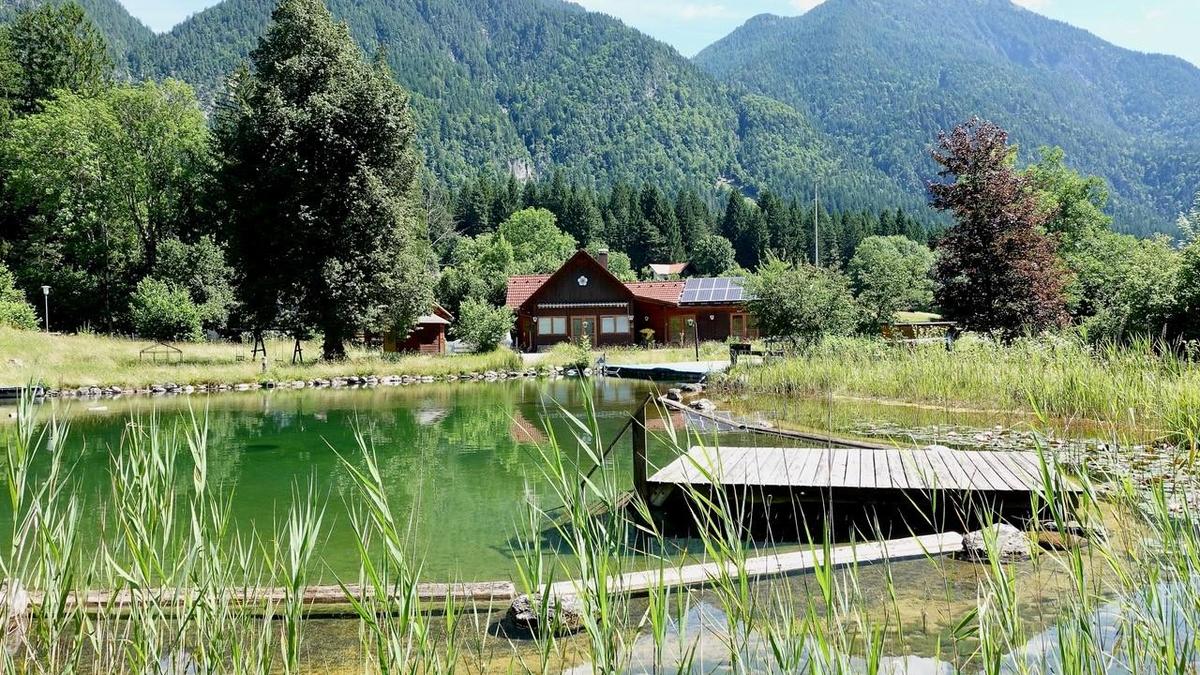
[0,263,38,330]
[454,297,514,352]
[848,235,935,326]
[129,277,203,342]
[746,257,860,348]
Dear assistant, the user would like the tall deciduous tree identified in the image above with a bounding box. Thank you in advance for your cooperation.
[930,119,1067,338]
[497,208,576,274]
[216,0,433,359]
[2,80,210,330]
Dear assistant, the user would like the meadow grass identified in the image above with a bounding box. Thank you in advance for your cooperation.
[0,327,524,389]
[0,385,1195,673]
[718,334,1200,443]
[0,327,737,390]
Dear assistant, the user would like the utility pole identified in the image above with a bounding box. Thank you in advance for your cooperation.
[813,183,820,267]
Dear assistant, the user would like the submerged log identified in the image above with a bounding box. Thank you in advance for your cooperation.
[23,581,517,616]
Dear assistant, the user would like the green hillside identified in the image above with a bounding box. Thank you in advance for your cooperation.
[0,0,154,72]
[36,0,919,212]
[694,0,1200,235]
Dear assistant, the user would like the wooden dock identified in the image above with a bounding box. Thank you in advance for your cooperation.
[602,360,730,383]
[649,446,1069,493]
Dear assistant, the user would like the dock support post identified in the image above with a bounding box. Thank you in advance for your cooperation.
[632,401,648,503]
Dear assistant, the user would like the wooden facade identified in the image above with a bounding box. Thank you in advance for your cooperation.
[507,251,755,352]
[384,304,453,354]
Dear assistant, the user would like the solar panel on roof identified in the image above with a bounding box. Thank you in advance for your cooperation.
[680,277,747,305]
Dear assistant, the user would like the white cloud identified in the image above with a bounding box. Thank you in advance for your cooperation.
[789,0,827,11]
[1011,0,1051,10]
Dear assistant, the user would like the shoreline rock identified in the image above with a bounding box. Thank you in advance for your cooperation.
[505,593,585,636]
[34,367,576,402]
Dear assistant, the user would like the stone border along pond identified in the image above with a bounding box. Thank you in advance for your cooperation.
[39,364,599,400]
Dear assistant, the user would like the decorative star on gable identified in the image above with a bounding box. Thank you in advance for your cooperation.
[577,275,589,286]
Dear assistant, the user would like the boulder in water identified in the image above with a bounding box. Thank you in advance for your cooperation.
[958,524,1031,562]
[506,593,585,635]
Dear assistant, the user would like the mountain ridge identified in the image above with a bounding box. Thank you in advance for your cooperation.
[8,0,1198,233]
[694,0,1200,234]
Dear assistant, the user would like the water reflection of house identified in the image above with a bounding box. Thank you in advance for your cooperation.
[383,304,454,354]
[509,410,548,445]
[506,250,757,352]
[415,407,450,426]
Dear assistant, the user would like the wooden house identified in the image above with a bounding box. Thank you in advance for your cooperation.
[506,250,755,352]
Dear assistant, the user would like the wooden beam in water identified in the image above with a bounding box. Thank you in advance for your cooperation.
[24,581,518,615]
[18,534,966,617]
[546,532,962,599]
[658,396,888,450]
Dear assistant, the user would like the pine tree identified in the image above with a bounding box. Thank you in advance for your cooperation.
[640,184,682,263]
[1,2,111,117]
[674,189,710,252]
[216,0,432,359]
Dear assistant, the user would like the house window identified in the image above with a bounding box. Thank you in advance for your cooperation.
[600,315,630,334]
[731,313,759,340]
[538,317,567,335]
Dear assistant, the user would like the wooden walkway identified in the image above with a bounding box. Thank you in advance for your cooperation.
[546,532,960,599]
[649,446,1073,493]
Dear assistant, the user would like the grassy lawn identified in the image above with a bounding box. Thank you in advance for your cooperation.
[0,328,743,390]
[0,328,525,389]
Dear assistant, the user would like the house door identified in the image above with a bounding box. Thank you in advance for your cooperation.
[667,315,696,346]
[570,316,597,346]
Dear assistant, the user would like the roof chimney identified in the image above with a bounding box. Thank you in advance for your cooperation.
[596,248,609,270]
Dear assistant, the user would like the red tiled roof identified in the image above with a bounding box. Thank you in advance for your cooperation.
[505,274,551,308]
[626,281,685,305]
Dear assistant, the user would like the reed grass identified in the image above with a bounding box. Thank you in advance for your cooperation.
[0,384,1196,673]
[719,334,1200,443]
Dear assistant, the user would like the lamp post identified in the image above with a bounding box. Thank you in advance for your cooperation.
[686,318,698,361]
[40,286,50,332]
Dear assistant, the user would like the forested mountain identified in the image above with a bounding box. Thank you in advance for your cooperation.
[16,0,918,214]
[8,0,1199,233]
[0,0,154,72]
[694,0,1200,235]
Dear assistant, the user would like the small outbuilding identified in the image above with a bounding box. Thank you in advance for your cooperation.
[384,304,454,354]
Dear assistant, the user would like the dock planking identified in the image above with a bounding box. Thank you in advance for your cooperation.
[649,446,1075,495]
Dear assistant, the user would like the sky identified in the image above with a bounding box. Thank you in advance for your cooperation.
[118,0,1200,64]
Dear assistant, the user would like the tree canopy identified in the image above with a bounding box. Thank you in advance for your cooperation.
[746,257,860,348]
[930,119,1068,338]
[848,236,934,327]
[215,0,433,359]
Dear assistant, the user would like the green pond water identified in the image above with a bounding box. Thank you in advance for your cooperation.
[1,379,818,582]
